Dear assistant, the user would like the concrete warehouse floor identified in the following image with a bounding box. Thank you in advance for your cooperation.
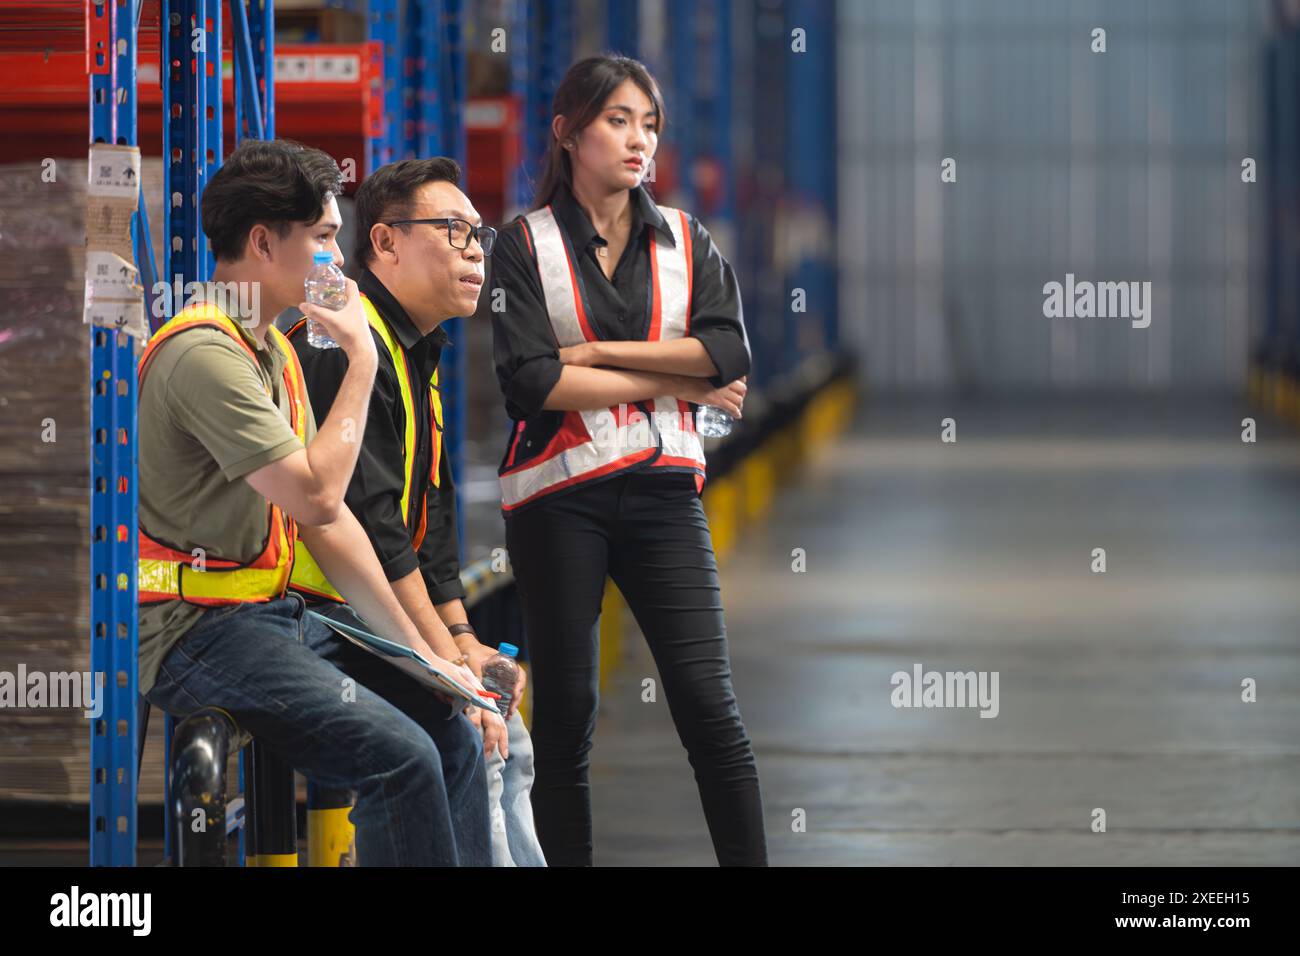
[589,394,1300,865]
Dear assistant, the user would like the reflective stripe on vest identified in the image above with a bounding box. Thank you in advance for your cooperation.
[286,294,442,602]
[646,207,706,471]
[137,306,306,606]
[498,204,706,512]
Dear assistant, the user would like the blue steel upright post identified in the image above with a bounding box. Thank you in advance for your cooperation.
[157,0,223,865]
[606,0,638,57]
[525,0,571,181]
[439,0,469,557]
[748,0,786,384]
[509,0,531,213]
[411,0,444,160]
[523,0,546,180]
[667,0,696,211]
[162,0,221,308]
[232,0,274,142]
[368,0,400,169]
[785,0,837,359]
[202,0,222,280]
[88,0,142,869]
[710,0,735,245]
[402,0,421,159]
[255,0,275,139]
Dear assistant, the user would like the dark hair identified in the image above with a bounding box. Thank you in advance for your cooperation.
[201,139,343,262]
[531,54,666,211]
[353,157,463,267]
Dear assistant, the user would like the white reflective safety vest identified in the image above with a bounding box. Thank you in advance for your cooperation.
[498,203,707,512]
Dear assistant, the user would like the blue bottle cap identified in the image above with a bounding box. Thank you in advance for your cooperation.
[498,642,519,658]
[313,251,334,265]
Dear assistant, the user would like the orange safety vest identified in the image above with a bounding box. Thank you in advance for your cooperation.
[137,305,308,606]
[497,203,706,512]
[284,294,443,602]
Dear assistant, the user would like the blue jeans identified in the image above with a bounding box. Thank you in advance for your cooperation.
[145,593,491,866]
[320,603,546,867]
[485,710,548,867]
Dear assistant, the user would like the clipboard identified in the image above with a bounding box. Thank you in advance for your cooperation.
[308,610,501,717]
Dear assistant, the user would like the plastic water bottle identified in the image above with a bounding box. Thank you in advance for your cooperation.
[696,405,734,438]
[304,251,347,349]
[481,642,520,719]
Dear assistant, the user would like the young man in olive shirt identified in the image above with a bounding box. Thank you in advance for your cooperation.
[138,140,492,866]
[288,158,545,867]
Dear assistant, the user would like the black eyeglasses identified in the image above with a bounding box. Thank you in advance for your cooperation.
[382,217,496,255]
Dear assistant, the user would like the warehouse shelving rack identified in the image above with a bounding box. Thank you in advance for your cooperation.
[86,0,148,872]
[85,0,279,868]
[70,0,475,866]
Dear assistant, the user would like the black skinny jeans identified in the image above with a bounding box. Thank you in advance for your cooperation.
[505,469,768,866]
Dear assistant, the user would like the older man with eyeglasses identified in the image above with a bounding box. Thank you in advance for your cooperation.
[286,157,546,867]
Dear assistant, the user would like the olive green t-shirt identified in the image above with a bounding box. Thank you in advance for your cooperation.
[137,308,317,695]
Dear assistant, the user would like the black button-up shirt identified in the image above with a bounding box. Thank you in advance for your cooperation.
[290,268,465,605]
[485,180,751,422]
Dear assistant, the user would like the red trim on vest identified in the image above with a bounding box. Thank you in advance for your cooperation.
[504,420,525,469]
[520,214,536,261]
[499,411,592,477]
[647,232,663,341]
[678,209,694,333]
[501,445,659,513]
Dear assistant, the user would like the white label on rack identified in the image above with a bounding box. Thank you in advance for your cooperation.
[87,145,140,199]
[465,101,507,129]
[84,251,148,339]
[314,55,360,82]
[273,53,360,83]
[275,55,312,82]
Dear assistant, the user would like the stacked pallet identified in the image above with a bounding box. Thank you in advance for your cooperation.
[0,157,171,807]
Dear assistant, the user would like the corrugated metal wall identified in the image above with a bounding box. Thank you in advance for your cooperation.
[837,0,1269,390]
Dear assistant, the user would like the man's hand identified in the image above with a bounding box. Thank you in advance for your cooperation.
[558,341,602,367]
[676,375,747,420]
[466,706,510,759]
[428,653,483,695]
[462,641,497,676]
[429,655,503,753]
[461,640,527,720]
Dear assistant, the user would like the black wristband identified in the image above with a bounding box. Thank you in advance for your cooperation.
[448,623,476,639]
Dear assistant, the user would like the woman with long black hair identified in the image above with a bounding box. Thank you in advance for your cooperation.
[486,54,767,866]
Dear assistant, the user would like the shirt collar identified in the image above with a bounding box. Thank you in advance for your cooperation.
[190,282,277,357]
[551,180,675,251]
[357,268,450,351]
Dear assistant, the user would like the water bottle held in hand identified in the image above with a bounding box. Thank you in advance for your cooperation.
[696,405,734,438]
[481,643,520,719]
[304,251,347,349]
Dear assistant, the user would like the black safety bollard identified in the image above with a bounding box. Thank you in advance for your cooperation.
[170,707,237,867]
[247,737,297,866]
